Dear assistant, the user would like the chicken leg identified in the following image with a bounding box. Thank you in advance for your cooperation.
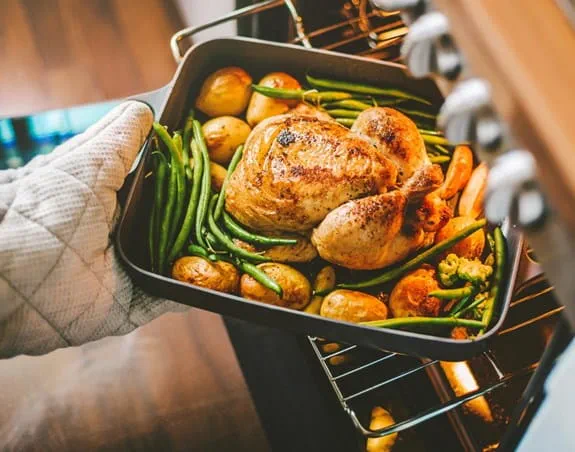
[311,164,443,270]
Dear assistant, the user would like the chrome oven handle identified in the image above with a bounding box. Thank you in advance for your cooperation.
[169,0,311,64]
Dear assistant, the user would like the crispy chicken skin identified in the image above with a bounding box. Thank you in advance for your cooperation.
[225,114,398,232]
[311,164,443,270]
[389,265,441,318]
[352,107,429,183]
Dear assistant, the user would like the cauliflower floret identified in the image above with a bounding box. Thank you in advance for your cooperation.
[437,253,460,287]
[457,259,493,285]
[438,253,493,288]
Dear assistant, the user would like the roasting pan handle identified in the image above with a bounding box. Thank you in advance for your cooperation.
[169,0,310,64]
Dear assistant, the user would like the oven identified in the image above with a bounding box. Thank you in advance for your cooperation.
[164,1,574,450]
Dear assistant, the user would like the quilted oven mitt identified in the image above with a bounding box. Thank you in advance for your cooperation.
[0,101,186,357]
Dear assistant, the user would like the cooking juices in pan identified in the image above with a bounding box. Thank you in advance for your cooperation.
[148,66,503,339]
[117,38,521,360]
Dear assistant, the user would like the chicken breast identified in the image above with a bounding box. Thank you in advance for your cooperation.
[225,114,398,232]
[352,107,429,183]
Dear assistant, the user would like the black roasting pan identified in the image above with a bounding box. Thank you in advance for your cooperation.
[116,37,522,361]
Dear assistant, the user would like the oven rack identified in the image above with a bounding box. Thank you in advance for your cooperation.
[307,274,561,443]
[170,0,405,63]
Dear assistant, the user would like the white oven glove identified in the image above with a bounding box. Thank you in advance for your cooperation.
[0,101,186,357]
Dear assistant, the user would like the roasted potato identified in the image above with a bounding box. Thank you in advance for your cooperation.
[195,67,252,117]
[172,256,239,293]
[210,162,227,192]
[320,290,388,323]
[389,266,441,318]
[435,216,485,259]
[458,162,488,219]
[202,116,251,165]
[240,263,311,310]
[305,266,336,314]
[366,407,398,452]
[246,72,301,126]
[438,145,473,200]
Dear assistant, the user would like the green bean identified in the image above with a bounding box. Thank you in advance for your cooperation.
[322,99,372,110]
[429,286,475,300]
[396,107,436,121]
[419,129,442,136]
[251,85,352,103]
[168,131,186,247]
[325,109,360,119]
[168,138,204,263]
[422,134,451,146]
[186,244,211,259]
[372,98,407,107]
[238,260,283,297]
[448,293,473,316]
[150,151,169,270]
[192,120,212,249]
[204,231,223,256]
[429,155,451,164]
[153,123,186,267]
[214,145,243,221]
[481,227,507,332]
[362,317,485,330]
[222,212,298,246]
[454,293,489,318]
[207,195,270,262]
[158,150,177,273]
[306,74,432,105]
[335,219,487,290]
[148,151,162,270]
[335,118,355,127]
[182,116,192,170]
[432,144,451,156]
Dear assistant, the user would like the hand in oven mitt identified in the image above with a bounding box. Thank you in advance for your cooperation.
[0,101,186,357]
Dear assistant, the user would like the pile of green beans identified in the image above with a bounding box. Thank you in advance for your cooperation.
[148,115,284,295]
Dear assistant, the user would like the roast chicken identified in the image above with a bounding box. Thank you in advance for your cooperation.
[225,107,446,270]
[225,113,398,232]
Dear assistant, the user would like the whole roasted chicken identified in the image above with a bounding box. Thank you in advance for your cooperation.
[225,107,447,270]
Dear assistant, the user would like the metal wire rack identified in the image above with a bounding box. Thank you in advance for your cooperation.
[307,273,561,446]
[169,1,568,448]
[170,0,406,63]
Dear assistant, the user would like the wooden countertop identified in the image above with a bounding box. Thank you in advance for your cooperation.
[1,0,181,117]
